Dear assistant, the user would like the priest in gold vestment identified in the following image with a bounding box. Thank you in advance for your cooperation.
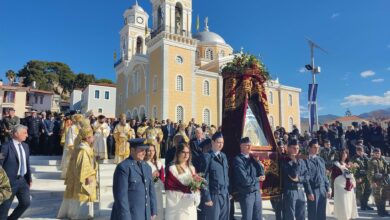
[60,114,83,179]
[145,120,164,159]
[113,114,135,163]
[57,127,97,219]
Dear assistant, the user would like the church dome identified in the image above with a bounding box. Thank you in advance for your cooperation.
[193,30,226,44]
[130,1,145,12]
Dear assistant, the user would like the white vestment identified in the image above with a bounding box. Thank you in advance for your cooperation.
[333,162,359,220]
[146,160,165,220]
[60,125,78,179]
[92,122,110,159]
[165,165,200,220]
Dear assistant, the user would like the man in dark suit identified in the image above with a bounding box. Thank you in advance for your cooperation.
[162,119,175,158]
[233,137,265,220]
[201,132,230,220]
[0,124,32,220]
[111,138,157,220]
[189,127,205,172]
[25,110,43,155]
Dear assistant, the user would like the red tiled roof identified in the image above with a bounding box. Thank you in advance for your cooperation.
[89,83,116,88]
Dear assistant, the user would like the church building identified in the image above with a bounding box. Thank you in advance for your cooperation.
[114,0,301,132]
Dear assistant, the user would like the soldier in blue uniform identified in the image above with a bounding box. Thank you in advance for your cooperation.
[111,138,157,220]
[233,137,265,220]
[305,139,330,220]
[201,132,230,220]
[281,139,312,220]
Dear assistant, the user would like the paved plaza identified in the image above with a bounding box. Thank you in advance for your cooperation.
[8,156,388,220]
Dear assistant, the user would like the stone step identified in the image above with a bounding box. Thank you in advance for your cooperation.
[30,156,62,161]
[30,159,61,166]
[31,165,61,172]
[32,171,61,180]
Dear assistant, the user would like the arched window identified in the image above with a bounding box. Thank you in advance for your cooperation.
[153,75,158,92]
[139,106,146,121]
[132,108,139,121]
[205,48,214,60]
[175,3,183,35]
[176,56,183,64]
[269,115,274,129]
[203,80,210,95]
[203,108,210,125]
[289,117,294,132]
[288,94,293,106]
[176,75,183,91]
[152,106,158,119]
[269,91,274,104]
[136,37,143,54]
[176,106,184,123]
[220,50,225,58]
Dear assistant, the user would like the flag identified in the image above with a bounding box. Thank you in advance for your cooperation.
[308,84,318,133]
[196,15,200,31]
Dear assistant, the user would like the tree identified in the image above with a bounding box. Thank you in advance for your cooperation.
[74,73,96,89]
[95,78,114,84]
[5,70,16,84]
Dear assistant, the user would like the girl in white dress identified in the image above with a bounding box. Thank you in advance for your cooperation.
[145,141,165,220]
[165,143,200,220]
[331,149,359,220]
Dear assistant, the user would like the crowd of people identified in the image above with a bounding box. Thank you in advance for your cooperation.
[0,108,389,220]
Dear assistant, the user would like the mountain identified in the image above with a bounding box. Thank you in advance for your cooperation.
[358,108,390,120]
[301,114,339,125]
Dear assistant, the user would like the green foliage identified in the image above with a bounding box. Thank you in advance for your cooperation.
[221,53,270,79]
[95,78,114,84]
[5,70,16,82]
[13,60,114,97]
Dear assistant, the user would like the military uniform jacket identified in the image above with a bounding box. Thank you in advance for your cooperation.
[233,154,264,197]
[368,157,389,185]
[2,116,20,136]
[319,147,337,170]
[351,155,370,180]
[0,166,12,205]
[111,156,157,220]
[202,151,229,202]
[26,116,43,137]
[281,158,311,195]
[305,156,329,192]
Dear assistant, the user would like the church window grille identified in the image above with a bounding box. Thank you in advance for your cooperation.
[176,75,183,91]
[205,48,214,60]
[203,108,210,126]
[269,91,274,104]
[203,80,210,96]
[176,56,184,64]
[288,94,293,106]
[176,106,184,123]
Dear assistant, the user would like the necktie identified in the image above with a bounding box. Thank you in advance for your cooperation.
[137,161,144,177]
[18,144,25,176]
[217,154,222,161]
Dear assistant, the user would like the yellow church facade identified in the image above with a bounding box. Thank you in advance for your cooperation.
[115,0,301,132]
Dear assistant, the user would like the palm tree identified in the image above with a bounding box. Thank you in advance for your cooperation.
[5,70,16,85]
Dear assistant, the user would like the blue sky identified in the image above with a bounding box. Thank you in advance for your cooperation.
[1,0,389,116]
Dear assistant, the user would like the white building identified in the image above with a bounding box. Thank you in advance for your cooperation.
[70,89,82,111]
[27,89,61,113]
[80,83,116,118]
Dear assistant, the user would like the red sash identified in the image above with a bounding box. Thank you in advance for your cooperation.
[165,169,191,194]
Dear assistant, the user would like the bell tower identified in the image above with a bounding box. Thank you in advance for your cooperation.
[119,1,149,61]
[150,0,192,36]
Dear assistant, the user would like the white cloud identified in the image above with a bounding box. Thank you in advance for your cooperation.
[372,78,384,83]
[300,105,308,118]
[331,13,340,19]
[341,91,390,107]
[360,70,375,78]
[299,67,306,73]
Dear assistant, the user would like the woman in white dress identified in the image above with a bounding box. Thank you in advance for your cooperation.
[331,149,359,220]
[145,141,165,220]
[165,143,200,220]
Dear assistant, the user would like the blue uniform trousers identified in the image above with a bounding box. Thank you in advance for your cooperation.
[239,191,262,220]
[307,187,327,220]
[283,188,306,220]
[202,193,230,220]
